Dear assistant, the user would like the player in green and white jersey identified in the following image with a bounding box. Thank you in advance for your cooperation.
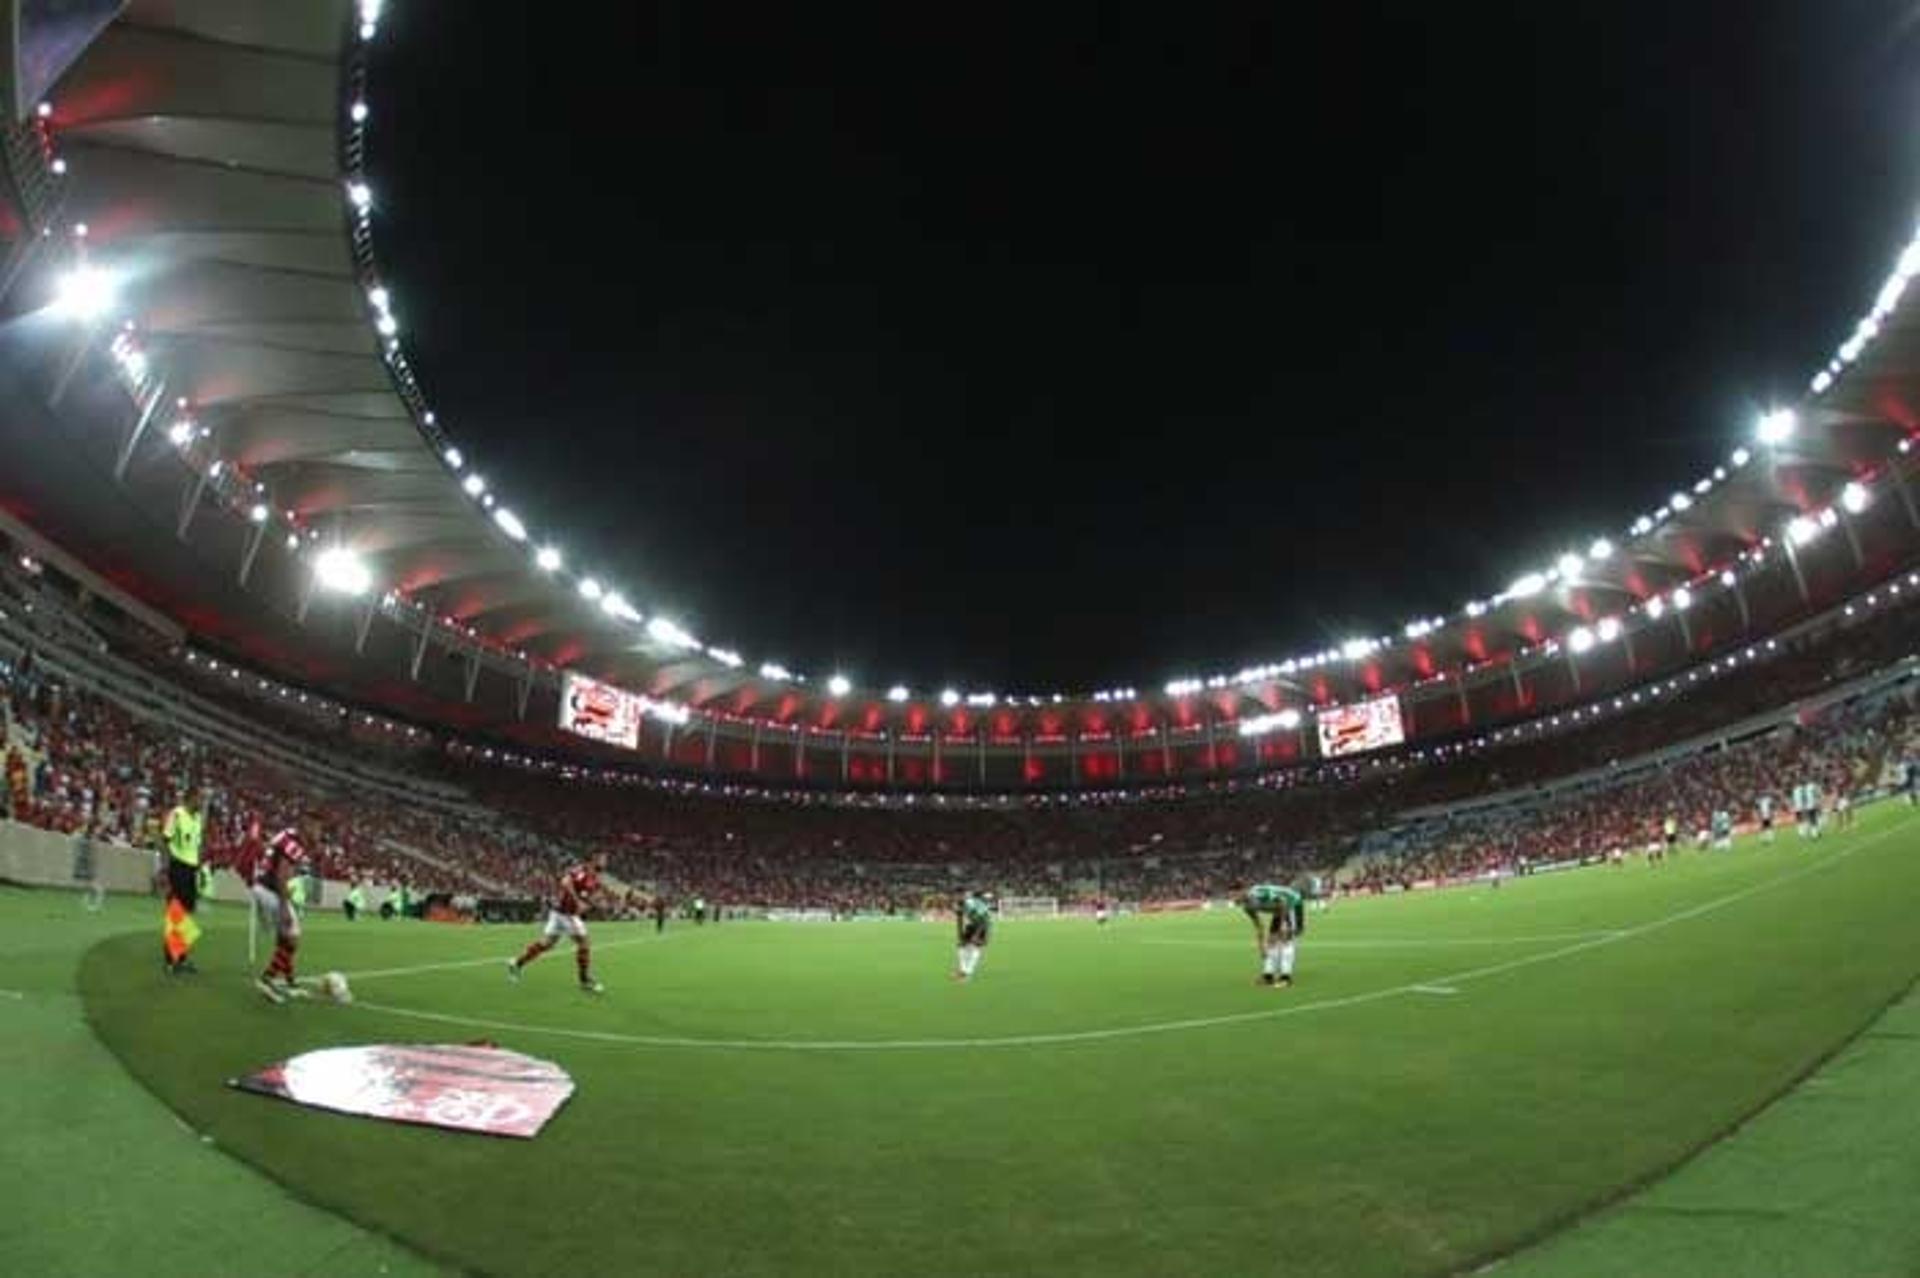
[953,891,994,982]
[1237,883,1305,988]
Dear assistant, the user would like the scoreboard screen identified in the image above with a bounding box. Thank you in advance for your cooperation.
[1315,695,1404,758]
[559,672,641,750]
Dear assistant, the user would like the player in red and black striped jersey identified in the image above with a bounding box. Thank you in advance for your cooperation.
[507,855,607,994]
[251,816,316,1004]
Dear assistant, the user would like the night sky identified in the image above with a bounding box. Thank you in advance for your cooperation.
[367,2,1920,693]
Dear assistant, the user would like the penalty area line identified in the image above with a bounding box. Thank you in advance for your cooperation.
[342,821,1909,1052]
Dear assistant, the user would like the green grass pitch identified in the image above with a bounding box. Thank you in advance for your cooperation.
[71,806,1920,1277]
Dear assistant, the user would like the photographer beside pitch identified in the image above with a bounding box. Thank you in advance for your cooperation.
[1236,881,1306,988]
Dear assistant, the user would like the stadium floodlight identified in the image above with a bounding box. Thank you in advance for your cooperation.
[1669,492,1693,512]
[249,504,269,524]
[602,592,641,623]
[827,674,852,697]
[1596,616,1622,643]
[647,617,699,649]
[492,507,527,541]
[368,286,390,312]
[1464,600,1487,618]
[443,446,463,468]
[1719,570,1737,588]
[1507,572,1546,599]
[1787,514,1820,546]
[886,685,910,702]
[1756,408,1796,446]
[535,545,562,572]
[966,692,997,707]
[350,100,370,124]
[346,180,373,211]
[1731,447,1751,467]
[760,662,793,681]
[462,473,486,497]
[1340,638,1376,661]
[577,577,603,601]
[707,647,743,668]
[167,419,193,446]
[50,265,119,321]
[1646,595,1666,619]
[375,313,398,338]
[1588,537,1614,562]
[1841,481,1870,514]
[1567,626,1595,654]
[940,688,960,706]
[313,547,372,596]
[1671,586,1693,611]
[1556,552,1583,579]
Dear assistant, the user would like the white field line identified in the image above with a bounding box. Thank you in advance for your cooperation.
[1140,931,1623,950]
[343,821,1908,1053]
[341,931,674,982]
[1410,985,1460,996]
[0,988,25,1000]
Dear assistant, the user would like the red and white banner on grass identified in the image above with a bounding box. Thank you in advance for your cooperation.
[230,1043,575,1138]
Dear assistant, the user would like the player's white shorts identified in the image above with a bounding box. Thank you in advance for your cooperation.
[250,883,300,941]
[541,909,588,942]
[1094,908,1109,923]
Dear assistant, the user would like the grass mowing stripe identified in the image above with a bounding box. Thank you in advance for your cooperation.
[342,821,1906,1053]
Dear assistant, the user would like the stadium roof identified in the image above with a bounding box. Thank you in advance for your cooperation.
[2,0,1919,755]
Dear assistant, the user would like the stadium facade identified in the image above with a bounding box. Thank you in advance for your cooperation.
[3,0,1919,794]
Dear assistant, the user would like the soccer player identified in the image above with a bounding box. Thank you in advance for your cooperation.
[160,785,207,974]
[1757,793,1775,844]
[251,814,316,1004]
[953,890,993,981]
[507,855,606,994]
[1093,896,1110,926]
[1711,808,1732,851]
[1239,882,1304,988]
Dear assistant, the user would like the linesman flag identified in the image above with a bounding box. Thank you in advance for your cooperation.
[163,897,202,965]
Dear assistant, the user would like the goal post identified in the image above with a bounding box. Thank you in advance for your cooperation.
[994,896,1059,919]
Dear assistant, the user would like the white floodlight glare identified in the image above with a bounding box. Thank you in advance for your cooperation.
[577,577,603,601]
[1507,572,1546,599]
[1756,408,1796,446]
[1646,595,1666,619]
[1567,626,1595,654]
[492,508,527,541]
[1587,537,1614,562]
[1669,492,1693,512]
[1556,552,1584,579]
[647,617,699,649]
[462,473,486,497]
[346,180,373,211]
[1731,447,1751,467]
[313,547,372,596]
[602,592,641,623]
[1464,600,1487,618]
[1787,514,1820,546]
[1596,616,1622,643]
[886,685,910,702]
[350,100,370,124]
[444,447,463,469]
[375,313,398,338]
[368,286,390,312]
[1671,586,1693,611]
[1720,570,1737,588]
[535,545,562,572]
[940,688,961,706]
[1840,481,1870,514]
[50,265,119,321]
[760,662,793,681]
[167,420,193,446]
[249,504,269,524]
[827,674,852,697]
[1340,638,1375,661]
[707,647,743,668]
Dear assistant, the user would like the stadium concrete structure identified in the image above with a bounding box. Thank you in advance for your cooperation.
[3,0,1920,794]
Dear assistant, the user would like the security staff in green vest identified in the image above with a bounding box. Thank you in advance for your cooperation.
[161,785,206,973]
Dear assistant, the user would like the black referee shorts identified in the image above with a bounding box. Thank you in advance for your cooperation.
[166,858,200,911]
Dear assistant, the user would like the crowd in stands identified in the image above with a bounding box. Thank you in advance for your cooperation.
[5,543,1920,915]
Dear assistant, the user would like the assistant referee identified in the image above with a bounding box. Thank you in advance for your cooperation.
[161,784,207,974]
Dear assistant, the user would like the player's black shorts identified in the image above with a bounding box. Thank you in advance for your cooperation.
[166,857,200,910]
[960,921,990,947]
[1761,815,1773,829]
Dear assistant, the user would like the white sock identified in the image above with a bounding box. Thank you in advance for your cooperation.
[967,946,982,975]
[1261,946,1277,976]
[956,947,967,973]
[1279,942,1296,978]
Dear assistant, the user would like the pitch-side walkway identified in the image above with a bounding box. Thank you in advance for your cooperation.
[1490,981,1920,1276]
[0,888,446,1278]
